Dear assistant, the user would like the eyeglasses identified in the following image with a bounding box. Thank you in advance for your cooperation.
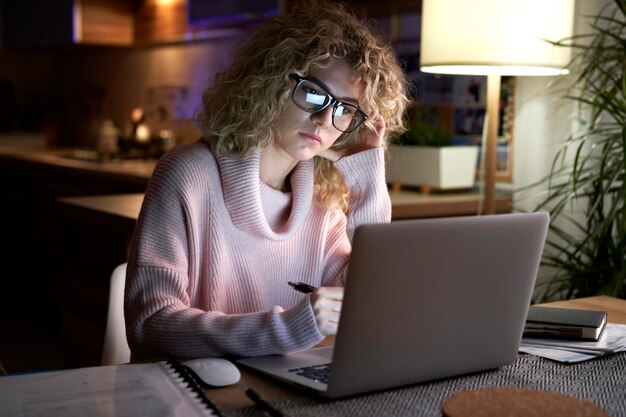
[289,74,368,133]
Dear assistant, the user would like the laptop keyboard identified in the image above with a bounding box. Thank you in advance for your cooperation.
[288,363,331,384]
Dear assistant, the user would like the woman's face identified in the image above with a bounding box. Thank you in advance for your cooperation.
[270,58,364,164]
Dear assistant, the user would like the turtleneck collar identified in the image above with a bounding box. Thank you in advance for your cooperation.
[208,139,314,241]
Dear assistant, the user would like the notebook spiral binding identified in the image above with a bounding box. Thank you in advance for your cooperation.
[166,358,224,417]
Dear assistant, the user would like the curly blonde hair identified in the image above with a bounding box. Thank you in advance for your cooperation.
[197,0,409,211]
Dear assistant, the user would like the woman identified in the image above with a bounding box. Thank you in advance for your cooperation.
[124,0,409,359]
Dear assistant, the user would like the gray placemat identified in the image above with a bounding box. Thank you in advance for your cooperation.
[224,352,626,417]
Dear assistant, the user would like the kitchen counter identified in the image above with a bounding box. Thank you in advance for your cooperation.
[3,145,511,218]
[5,144,513,217]
[0,146,156,187]
[57,189,512,229]
[390,189,511,218]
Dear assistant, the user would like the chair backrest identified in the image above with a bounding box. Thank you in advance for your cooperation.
[101,262,131,366]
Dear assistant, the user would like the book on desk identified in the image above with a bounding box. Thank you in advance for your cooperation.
[524,306,608,341]
[0,358,221,417]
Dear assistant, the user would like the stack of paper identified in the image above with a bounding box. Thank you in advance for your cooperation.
[520,323,626,363]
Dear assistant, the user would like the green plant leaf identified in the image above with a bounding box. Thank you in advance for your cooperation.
[523,0,626,302]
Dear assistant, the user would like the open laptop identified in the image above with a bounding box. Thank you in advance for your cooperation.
[238,212,550,398]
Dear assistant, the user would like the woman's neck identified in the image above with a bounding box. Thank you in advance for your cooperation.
[259,148,297,192]
[261,172,292,192]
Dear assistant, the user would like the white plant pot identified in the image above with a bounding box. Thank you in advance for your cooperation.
[386,145,480,190]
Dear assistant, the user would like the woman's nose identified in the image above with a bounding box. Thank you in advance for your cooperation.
[311,106,334,127]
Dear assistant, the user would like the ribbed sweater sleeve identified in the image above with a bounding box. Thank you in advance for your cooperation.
[335,146,392,238]
[318,147,392,286]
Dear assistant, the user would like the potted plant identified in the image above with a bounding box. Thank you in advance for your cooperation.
[526,0,625,301]
[386,118,479,193]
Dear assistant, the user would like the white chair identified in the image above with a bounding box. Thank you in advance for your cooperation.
[101,263,131,366]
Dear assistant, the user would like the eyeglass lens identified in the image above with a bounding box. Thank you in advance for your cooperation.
[292,78,365,132]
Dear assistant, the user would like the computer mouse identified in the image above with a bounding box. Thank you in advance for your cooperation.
[182,358,241,387]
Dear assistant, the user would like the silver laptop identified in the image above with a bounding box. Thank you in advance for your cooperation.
[238,212,550,398]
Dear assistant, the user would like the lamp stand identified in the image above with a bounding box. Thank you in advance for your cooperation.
[483,74,501,215]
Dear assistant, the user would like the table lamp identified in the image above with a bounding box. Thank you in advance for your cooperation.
[419,0,575,214]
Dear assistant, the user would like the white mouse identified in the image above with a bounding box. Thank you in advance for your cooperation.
[182,358,241,387]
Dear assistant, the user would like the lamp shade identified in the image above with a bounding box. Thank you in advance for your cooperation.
[420,0,575,76]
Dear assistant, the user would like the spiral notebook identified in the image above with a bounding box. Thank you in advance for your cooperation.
[0,359,222,417]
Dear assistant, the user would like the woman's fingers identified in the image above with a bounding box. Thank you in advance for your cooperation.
[319,114,386,161]
[362,113,386,149]
[310,287,344,336]
[313,286,344,302]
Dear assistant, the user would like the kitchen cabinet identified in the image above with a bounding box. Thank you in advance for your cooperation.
[0,0,423,50]
[134,0,188,45]
[0,148,149,368]
[1,0,133,49]
[134,0,263,45]
[136,0,424,46]
[187,0,280,28]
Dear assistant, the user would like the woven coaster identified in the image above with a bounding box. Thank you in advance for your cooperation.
[442,387,610,417]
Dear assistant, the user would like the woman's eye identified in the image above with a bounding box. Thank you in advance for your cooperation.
[305,91,327,106]
[340,105,356,115]
[303,86,320,95]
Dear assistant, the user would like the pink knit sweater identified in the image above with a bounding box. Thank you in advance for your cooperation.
[124,138,391,359]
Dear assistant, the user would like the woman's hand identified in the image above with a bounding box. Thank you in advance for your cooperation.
[320,114,386,162]
[310,287,344,336]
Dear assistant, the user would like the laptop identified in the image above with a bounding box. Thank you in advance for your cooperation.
[238,212,550,398]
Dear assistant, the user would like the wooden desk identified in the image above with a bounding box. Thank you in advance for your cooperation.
[537,295,626,325]
[205,296,626,412]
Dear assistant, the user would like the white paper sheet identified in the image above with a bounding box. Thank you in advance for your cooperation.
[519,323,626,363]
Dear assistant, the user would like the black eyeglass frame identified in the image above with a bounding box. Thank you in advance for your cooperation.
[289,74,369,133]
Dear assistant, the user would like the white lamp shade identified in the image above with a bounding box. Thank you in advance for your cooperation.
[420,0,575,76]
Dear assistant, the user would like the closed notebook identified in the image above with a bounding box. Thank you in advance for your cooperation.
[524,306,607,341]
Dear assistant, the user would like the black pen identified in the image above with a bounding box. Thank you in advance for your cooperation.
[245,388,284,417]
[288,281,316,294]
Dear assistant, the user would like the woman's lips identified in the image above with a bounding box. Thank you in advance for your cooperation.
[300,132,322,145]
